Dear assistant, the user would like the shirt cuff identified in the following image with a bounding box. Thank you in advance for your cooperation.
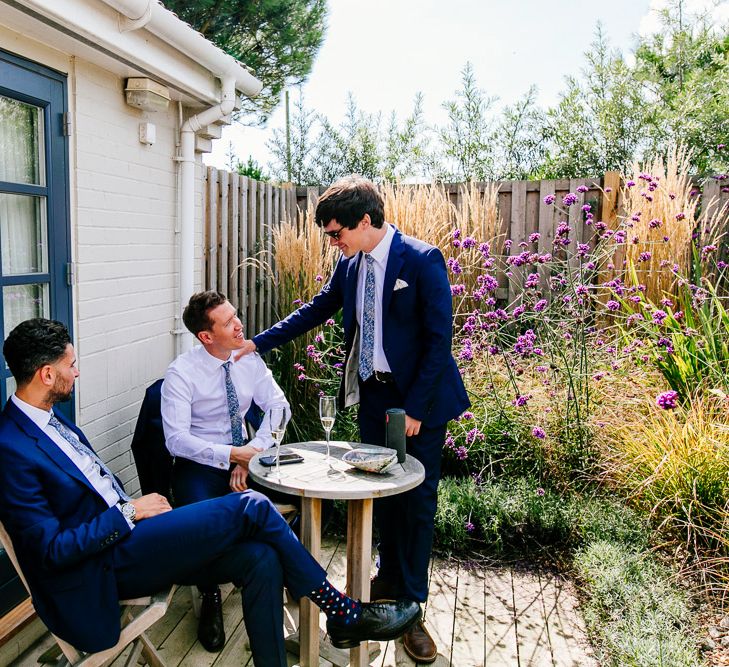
[216,445,234,470]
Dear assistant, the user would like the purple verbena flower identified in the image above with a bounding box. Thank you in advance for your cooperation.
[656,390,679,410]
[562,193,578,206]
[531,426,546,439]
[652,310,668,325]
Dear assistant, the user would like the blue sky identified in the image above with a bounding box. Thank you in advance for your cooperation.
[205,0,727,172]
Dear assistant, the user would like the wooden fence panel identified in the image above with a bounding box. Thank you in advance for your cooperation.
[247,178,258,336]
[228,173,239,310]
[203,172,727,329]
[508,180,527,304]
[238,176,249,322]
[205,167,218,291]
[265,182,273,331]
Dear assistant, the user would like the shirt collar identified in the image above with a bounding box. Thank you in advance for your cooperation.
[11,394,53,430]
[365,223,394,266]
[197,343,234,371]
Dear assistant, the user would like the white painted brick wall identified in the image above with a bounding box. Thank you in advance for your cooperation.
[72,59,206,495]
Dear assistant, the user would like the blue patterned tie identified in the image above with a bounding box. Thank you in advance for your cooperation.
[48,414,130,501]
[223,361,245,446]
[359,254,376,381]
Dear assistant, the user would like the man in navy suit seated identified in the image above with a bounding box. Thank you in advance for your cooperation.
[236,175,470,663]
[161,290,291,650]
[0,318,420,666]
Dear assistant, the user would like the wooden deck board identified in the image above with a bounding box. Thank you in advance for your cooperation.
[10,539,597,667]
[451,563,486,667]
[483,566,519,666]
[511,571,552,667]
[539,571,597,667]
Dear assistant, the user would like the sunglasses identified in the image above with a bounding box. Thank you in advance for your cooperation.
[323,226,345,240]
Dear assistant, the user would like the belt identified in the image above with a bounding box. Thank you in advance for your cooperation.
[366,370,395,384]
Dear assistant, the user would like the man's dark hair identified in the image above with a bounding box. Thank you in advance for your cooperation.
[315,175,384,229]
[3,319,71,386]
[183,291,228,338]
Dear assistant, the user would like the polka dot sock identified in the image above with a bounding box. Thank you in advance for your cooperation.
[308,579,362,625]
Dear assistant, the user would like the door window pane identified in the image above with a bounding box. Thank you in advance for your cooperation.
[0,96,45,186]
[0,193,48,275]
[3,283,49,339]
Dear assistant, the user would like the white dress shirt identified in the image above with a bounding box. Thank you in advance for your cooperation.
[356,222,394,374]
[161,344,290,470]
[11,394,132,527]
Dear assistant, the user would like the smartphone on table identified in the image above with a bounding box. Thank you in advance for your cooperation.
[259,452,304,467]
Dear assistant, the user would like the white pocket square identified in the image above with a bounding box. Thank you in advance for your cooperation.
[394,279,409,291]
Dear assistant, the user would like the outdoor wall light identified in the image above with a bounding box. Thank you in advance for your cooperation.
[124,77,170,112]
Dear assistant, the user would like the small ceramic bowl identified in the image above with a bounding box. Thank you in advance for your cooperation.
[342,447,397,474]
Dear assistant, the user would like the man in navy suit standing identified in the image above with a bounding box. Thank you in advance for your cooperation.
[238,175,470,663]
[0,318,421,665]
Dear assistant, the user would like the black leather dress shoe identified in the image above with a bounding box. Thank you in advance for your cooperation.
[327,599,421,649]
[198,588,225,652]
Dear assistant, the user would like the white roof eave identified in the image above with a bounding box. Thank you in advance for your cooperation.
[2,0,262,107]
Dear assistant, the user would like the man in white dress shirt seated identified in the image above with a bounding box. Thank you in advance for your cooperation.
[161,290,290,651]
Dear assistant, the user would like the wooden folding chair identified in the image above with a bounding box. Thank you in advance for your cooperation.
[0,519,174,667]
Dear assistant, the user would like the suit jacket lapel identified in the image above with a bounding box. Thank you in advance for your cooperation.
[382,230,405,320]
[4,400,100,495]
[343,253,361,337]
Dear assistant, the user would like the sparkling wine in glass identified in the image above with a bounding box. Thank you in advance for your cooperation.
[268,407,287,480]
[319,395,337,461]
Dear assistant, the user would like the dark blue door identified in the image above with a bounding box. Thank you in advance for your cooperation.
[0,48,73,617]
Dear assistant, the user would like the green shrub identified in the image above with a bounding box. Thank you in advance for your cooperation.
[433,477,649,557]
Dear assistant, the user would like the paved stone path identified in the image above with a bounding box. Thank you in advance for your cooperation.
[12,537,597,667]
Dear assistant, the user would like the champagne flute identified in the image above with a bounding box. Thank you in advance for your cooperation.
[268,407,287,480]
[319,395,336,461]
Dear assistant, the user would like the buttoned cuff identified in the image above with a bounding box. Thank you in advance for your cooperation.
[216,444,234,469]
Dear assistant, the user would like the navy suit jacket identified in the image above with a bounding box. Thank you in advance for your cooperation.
[253,227,470,427]
[0,400,132,652]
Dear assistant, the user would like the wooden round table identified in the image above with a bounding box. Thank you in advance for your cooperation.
[249,440,425,667]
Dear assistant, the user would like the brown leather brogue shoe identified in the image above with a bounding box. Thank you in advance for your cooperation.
[403,619,437,664]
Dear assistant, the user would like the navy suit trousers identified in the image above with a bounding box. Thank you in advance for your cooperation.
[112,491,325,667]
[358,378,446,603]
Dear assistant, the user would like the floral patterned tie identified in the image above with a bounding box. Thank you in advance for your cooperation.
[223,361,245,446]
[48,414,130,501]
[359,254,376,381]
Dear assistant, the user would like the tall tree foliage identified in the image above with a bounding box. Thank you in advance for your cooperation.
[162,0,327,123]
[635,0,729,173]
[542,26,647,178]
[436,62,498,181]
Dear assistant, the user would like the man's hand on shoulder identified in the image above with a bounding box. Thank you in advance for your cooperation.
[233,339,257,361]
[130,493,172,521]
[230,443,263,466]
[405,415,422,437]
[229,464,249,492]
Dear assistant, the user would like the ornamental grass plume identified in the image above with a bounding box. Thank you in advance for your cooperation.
[599,393,729,580]
[381,181,504,317]
[272,201,338,310]
[620,146,699,304]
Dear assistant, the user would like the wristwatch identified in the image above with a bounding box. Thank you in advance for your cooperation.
[120,502,137,523]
